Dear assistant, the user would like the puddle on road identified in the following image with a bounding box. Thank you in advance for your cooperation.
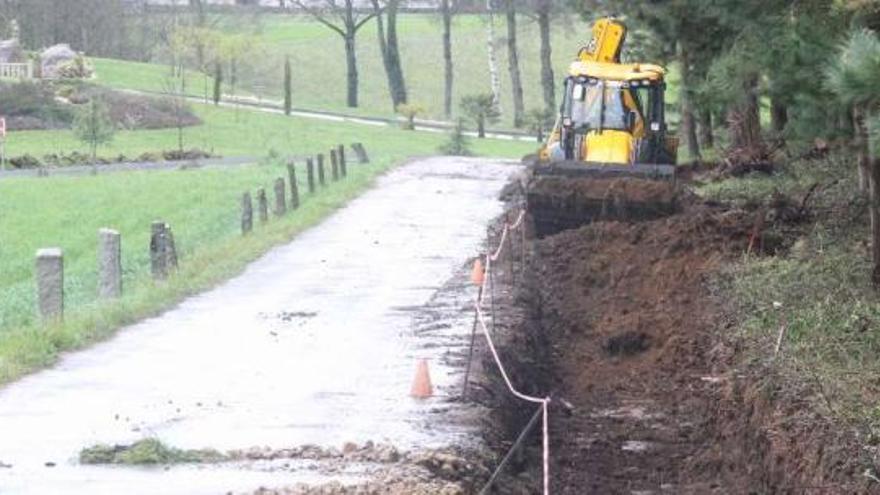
[0,157,519,495]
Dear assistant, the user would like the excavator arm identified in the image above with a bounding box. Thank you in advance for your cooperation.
[579,18,627,64]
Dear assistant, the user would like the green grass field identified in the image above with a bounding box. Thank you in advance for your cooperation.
[95,13,591,127]
[6,100,533,159]
[0,96,533,383]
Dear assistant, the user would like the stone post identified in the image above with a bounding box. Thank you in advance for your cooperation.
[306,158,316,194]
[338,144,347,177]
[257,188,269,223]
[36,248,63,320]
[98,229,122,299]
[330,149,339,181]
[317,154,326,186]
[241,192,253,234]
[287,162,300,209]
[273,177,287,216]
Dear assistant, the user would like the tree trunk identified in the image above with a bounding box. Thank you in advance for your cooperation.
[871,150,880,287]
[771,99,788,134]
[384,0,407,107]
[729,75,762,151]
[344,34,358,108]
[485,0,501,114]
[678,43,701,161]
[854,107,871,193]
[698,109,714,149]
[284,57,292,116]
[372,0,407,110]
[504,0,524,127]
[537,0,554,113]
[478,116,486,138]
[441,0,454,119]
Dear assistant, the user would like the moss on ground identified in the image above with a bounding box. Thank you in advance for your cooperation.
[80,438,227,465]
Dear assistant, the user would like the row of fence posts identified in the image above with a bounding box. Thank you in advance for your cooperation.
[33,143,370,322]
[241,143,369,235]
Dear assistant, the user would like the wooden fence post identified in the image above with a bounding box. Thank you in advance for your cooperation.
[338,144,347,177]
[287,161,300,209]
[98,228,122,299]
[35,248,63,320]
[150,222,167,280]
[257,188,269,223]
[352,143,369,164]
[317,154,326,186]
[241,192,253,234]
[150,221,178,281]
[274,177,287,216]
[306,158,316,194]
[330,149,339,181]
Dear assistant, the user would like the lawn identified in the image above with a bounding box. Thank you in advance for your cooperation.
[94,13,592,126]
[6,100,534,159]
[0,101,533,384]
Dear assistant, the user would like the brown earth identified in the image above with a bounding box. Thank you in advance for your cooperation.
[479,176,875,494]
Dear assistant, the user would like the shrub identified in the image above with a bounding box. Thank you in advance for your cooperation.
[438,119,472,156]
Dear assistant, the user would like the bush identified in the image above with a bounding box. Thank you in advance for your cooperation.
[438,119,472,156]
[0,81,73,128]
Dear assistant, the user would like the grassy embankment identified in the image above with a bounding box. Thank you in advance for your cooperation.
[0,100,534,384]
[698,155,880,435]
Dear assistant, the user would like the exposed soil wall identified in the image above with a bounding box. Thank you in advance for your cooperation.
[479,177,875,493]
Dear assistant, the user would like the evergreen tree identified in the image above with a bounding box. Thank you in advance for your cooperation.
[73,97,115,162]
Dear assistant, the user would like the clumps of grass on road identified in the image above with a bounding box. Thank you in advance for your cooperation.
[80,439,226,465]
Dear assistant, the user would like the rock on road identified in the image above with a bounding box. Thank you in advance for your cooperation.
[0,156,521,495]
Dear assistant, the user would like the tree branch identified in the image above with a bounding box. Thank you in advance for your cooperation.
[354,10,381,31]
[291,0,346,37]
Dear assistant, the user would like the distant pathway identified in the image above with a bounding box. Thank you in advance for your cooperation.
[0,156,257,179]
[121,89,537,142]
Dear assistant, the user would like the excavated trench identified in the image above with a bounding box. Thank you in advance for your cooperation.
[474,174,874,494]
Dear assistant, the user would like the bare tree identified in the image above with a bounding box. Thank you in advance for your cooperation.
[534,0,555,113]
[291,0,379,108]
[370,0,407,110]
[485,0,502,114]
[504,0,524,127]
[439,0,455,119]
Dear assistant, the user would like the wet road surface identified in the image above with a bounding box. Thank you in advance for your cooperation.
[0,156,520,494]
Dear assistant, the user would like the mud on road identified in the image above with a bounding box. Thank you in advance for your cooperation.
[479,176,875,494]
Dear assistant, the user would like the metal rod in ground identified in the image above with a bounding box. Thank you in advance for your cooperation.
[520,220,526,280]
[488,227,497,336]
[462,282,484,400]
[507,212,515,286]
[479,404,545,495]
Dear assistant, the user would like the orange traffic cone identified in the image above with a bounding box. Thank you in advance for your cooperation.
[410,359,433,399]
[471,258,485,286]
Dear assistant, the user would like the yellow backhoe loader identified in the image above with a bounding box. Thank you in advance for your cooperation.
[527,18,680,236]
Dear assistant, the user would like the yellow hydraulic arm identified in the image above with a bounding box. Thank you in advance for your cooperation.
[578,18,627,64]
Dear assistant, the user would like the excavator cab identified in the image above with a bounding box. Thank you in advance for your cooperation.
[527,17,680,237]
[540,61,677,177]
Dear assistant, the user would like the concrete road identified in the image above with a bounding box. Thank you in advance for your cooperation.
[0,156,520,494]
